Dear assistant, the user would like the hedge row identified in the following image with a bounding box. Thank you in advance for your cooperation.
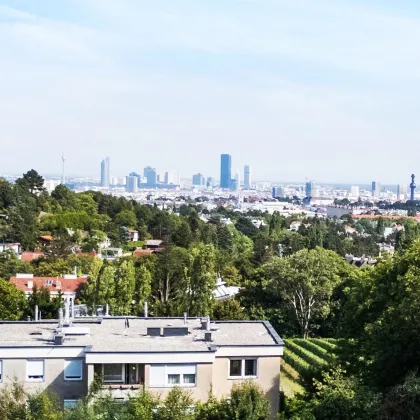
[293,339,336,363]
[282,350,311,377]
[311,338,338,352]
[285,340,329,368]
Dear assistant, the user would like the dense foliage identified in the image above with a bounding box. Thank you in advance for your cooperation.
[3,171,420,417]
[0,380,271,420]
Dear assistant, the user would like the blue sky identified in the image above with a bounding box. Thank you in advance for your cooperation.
[1,0,420,183]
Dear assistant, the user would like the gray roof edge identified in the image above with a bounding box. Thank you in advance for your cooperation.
[262,321,285,346]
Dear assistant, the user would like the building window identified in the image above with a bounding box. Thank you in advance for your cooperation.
[103,364,124,383]
[150,364,196,387]
[64,400,78,409]
[183,374,196,384]
[64,360,83,381]
[244,359,257,377]
[229,359,258,379]
[44,280,53,286]
[229,360,242,377]
[27,360,44,381]
[167,374,180,385]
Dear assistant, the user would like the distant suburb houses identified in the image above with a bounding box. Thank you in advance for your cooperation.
[0,316,284,418]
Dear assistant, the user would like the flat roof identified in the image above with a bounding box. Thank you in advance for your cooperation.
[0,318,283,352]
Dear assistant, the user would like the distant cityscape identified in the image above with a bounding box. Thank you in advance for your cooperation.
[1,154,418,206]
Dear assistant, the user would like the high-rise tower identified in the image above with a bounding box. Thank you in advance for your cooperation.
[244,165,252,189]
[61,156,66,185]
[372,181,381,198]
[100,157,110,187]
[220,154,232,189]
[305,180,314,198]
[410,174,416,201]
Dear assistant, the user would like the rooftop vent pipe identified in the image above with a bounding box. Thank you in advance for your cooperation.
[58,308,64,328]
[183,312,187,325]
[34,305,39,322]
[144,301,148,318]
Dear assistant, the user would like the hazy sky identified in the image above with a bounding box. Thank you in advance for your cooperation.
[1,0,420,183]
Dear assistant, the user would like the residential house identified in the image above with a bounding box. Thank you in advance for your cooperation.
[99,248,123,260]
[0,317,283,418]
[10,274,88,301]
[145,240,163,250]
[133,249,155,258]
[0,242,21,255]
[122,228,139,242]
[344,225,357,236]
[213,276,240,301]
[21,249,45,262]
[289,221,301,232]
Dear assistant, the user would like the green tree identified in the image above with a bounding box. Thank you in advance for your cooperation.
[187,243,217,316]
[155,387,195,420]
[266,247,351,338]
[133,265,152,315]
[226,381,271,420]
[115,209,137,228]
[82,258,104,310]
[153,247,190,315]
[97,266,116,310]
[213,298,247,320]
[16,169,45,195]
[0,380,28,420]
[344,240,420,389]
[27,286,62,319]
[115,260,136,315]
[0,279,27,320]
[27,391,63,420]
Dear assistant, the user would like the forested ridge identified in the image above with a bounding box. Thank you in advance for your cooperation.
[2,170,420,418]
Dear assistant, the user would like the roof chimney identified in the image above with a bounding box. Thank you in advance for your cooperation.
[204,332,212,342]
[54,334,64,345]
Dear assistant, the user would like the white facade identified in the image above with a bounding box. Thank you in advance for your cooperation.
[244,165,252,189]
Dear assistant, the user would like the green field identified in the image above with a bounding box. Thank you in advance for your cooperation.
[280,338,339,397]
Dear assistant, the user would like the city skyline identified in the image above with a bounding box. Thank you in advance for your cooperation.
[1,1,420,183]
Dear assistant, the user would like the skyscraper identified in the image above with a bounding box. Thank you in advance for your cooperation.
[272,186,285,198]
[100,157,110,187]
[220,154,232,189]
[192,173,205,186]
[372,181,381,198]
[305,181,314,198]
[143,166,157,187]
[397,184,407,200]
[244,165,252,189]
[126,176,137,193]
[350,186,360,197]
[234,170,240,191]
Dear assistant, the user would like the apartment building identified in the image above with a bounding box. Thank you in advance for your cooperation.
[0,317,283,417]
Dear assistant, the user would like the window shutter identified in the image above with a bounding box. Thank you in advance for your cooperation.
[166,364,196,375]
[27,360,44,378]
[64,360,83,379]
[149,365,166,387]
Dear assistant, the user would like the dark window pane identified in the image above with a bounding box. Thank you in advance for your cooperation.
[230,360,242,376]
[244,359,256,376]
